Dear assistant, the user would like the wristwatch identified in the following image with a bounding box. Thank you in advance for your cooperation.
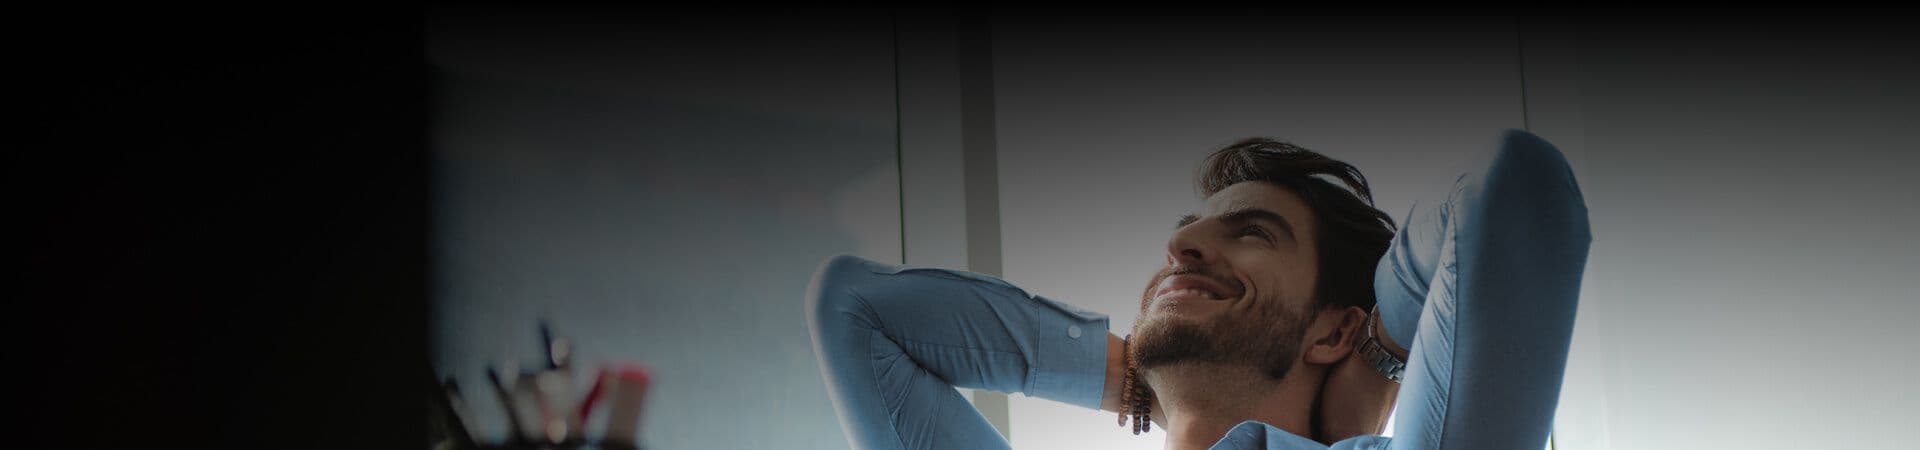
[1355,305,1406,383]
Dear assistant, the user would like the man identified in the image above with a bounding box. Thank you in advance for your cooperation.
[806,130,1591,449]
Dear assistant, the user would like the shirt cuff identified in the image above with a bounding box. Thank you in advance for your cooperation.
[1023,295,1110,410]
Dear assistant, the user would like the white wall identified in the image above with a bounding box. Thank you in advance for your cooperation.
[428,7,898,449]
[1538,16,1920,450]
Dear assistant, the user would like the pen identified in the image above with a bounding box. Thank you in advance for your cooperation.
[485,365,528,444]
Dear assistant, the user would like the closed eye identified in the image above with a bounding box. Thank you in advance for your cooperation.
[1238,225,1272,242]
[1217,207,1296,244]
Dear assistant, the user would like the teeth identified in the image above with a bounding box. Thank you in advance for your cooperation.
[1166,288,1218,300]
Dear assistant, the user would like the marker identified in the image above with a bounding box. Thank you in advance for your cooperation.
[579,364,651,448]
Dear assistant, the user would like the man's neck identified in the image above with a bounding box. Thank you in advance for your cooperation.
[1144,362,1316,450]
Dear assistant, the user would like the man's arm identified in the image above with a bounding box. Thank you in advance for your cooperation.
[1372,130,1592,450]
[804,255,1114,450]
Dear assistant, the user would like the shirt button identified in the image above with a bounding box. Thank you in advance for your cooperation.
[1067,325,1082,339]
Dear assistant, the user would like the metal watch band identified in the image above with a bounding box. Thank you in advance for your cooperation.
[1356,306,1406,383]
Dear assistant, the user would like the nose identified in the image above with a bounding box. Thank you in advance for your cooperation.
[1165,219,1213,267]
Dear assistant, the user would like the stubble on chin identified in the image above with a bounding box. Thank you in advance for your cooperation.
[1131,311,1215,370]
[1129,292,1309,382]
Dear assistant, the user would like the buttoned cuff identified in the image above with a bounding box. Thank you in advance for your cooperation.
[1023,295,1110,410]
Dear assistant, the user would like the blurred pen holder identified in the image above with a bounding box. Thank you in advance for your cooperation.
[498,363,651,448]
[505,367,581,444]
[580,364,651,448]
[467,323,652,449]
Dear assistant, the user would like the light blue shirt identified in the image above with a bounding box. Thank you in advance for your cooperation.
[805,129,1591,450]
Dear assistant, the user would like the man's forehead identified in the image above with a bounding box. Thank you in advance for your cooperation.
[1203,182,1307,214]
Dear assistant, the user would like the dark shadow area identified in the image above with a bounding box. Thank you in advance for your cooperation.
[16,7,425,449]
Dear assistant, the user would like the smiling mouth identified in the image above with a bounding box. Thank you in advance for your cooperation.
[1152,283,1239,307]
[1152,272,1239,305]
[1157,288,1222,301]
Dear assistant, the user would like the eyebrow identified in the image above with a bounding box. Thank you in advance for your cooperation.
[1188,207,1295,243]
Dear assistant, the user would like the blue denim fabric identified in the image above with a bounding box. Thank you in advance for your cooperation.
[1367,129,1591,450]
[806,129,1591,450]
[805,256,1110,450]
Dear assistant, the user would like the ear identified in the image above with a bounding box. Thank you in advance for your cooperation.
[1303,306,1368,365]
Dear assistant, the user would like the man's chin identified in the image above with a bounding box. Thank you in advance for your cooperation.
[1131,314,1218,370]
[1136,308,1199,331]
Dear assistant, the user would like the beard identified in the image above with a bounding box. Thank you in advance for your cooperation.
[1130,265,1313,381]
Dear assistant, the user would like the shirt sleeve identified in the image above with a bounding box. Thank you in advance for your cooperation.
[804,254,1112,450]
[1372,129,1593,450]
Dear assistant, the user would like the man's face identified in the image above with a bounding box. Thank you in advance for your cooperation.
[1132,181,1321,380]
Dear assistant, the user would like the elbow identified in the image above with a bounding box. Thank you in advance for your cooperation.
[1486,129,1593,246]
[1490,130,1586,207]
[805,254,876,336]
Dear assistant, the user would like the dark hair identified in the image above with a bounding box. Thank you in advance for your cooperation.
[1197,138,1396,312]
